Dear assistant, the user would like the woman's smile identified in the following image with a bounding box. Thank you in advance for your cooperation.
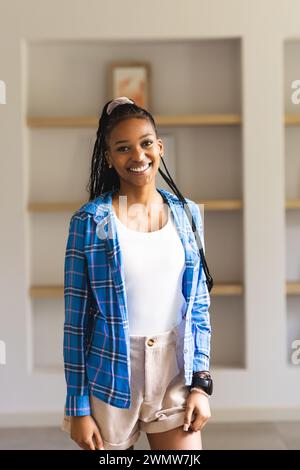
[128,162,152,175]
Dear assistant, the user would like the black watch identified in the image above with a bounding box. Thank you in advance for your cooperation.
[190,374,213,396]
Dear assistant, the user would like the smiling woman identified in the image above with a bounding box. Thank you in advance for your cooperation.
[87,98,165,203]
[62,96,212,451]
[106,117,160,189]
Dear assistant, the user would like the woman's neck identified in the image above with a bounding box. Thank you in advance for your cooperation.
[113,186,163,209]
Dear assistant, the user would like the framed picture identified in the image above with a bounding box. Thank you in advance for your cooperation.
[108,62,151,109]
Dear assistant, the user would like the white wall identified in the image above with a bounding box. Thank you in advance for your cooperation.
[0,0,300,426]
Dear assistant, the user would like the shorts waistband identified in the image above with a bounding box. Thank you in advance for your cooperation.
[129,316,186,348]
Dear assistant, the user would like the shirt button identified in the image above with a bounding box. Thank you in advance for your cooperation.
[147,338,155,347]
[184,348,188,354]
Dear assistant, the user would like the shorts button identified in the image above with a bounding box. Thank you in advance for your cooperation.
[147,338,155,346]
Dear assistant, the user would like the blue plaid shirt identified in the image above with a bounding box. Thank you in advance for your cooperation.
[63,187,211,416]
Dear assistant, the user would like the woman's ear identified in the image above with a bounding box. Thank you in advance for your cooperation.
[157,138,164,156]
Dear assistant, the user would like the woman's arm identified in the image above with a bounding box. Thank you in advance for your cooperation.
[190,201,212,374]
[63,212,92,417]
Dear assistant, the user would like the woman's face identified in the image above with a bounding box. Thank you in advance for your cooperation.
[105,118,164,189]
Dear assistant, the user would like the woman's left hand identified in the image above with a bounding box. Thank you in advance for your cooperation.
[183,391,211,432]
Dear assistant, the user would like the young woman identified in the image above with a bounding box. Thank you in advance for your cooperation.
[61,97,212,451]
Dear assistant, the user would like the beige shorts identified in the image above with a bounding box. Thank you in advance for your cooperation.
[61,317,194,450]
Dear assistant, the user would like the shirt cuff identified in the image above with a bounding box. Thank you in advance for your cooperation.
[193,353,210,373]
[65,395,91,416]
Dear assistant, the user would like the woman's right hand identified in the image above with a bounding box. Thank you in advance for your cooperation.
[70,415,104,450]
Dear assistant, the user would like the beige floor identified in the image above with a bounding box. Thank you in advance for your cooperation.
[0,422,299,450]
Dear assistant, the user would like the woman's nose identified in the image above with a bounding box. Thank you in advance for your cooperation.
[131,147,146,160]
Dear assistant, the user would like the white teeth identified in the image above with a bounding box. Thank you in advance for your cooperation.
[129,163,150,172]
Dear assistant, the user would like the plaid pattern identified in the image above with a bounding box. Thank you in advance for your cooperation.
[63,187,211,416]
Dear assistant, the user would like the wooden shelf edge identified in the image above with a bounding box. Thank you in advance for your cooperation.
[155,114,242,126]
[26,114,242,128]
[25,113,300,128]
[27,199,300,212]
[29,283,300,298]
[27,200,244,212]
[211,284,244,296]
[29,283,244,298]
[286,282,300,295]
[29,286,64,298]
[196,200,243,211]
[286,200,300,209]
[285,114,300,125]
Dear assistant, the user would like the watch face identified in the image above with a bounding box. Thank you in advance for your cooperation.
[192,376,213,395]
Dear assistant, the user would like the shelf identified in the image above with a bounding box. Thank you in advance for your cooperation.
[210,283,243,296]
[30,283,244,298]
[29,285,63,298]
[26,39,244,376]
[29,283,300,298]
[285,200,300,210]
[285,114,300,125]
[196,200,243,211]
[27,199,244,212]
[26,114,242,128]
[27,199,300,212]
[25,113,300,128]
[156,114,241,126]
[286,282,300,295]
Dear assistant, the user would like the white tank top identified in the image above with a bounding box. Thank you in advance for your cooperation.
[113,209,187,336]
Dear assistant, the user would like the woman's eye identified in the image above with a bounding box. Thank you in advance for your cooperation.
[117,140,153,152]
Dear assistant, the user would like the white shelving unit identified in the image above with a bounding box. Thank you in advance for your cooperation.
[26,38,244,371]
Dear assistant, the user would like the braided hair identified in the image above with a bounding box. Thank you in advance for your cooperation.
[85,98,185,202]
